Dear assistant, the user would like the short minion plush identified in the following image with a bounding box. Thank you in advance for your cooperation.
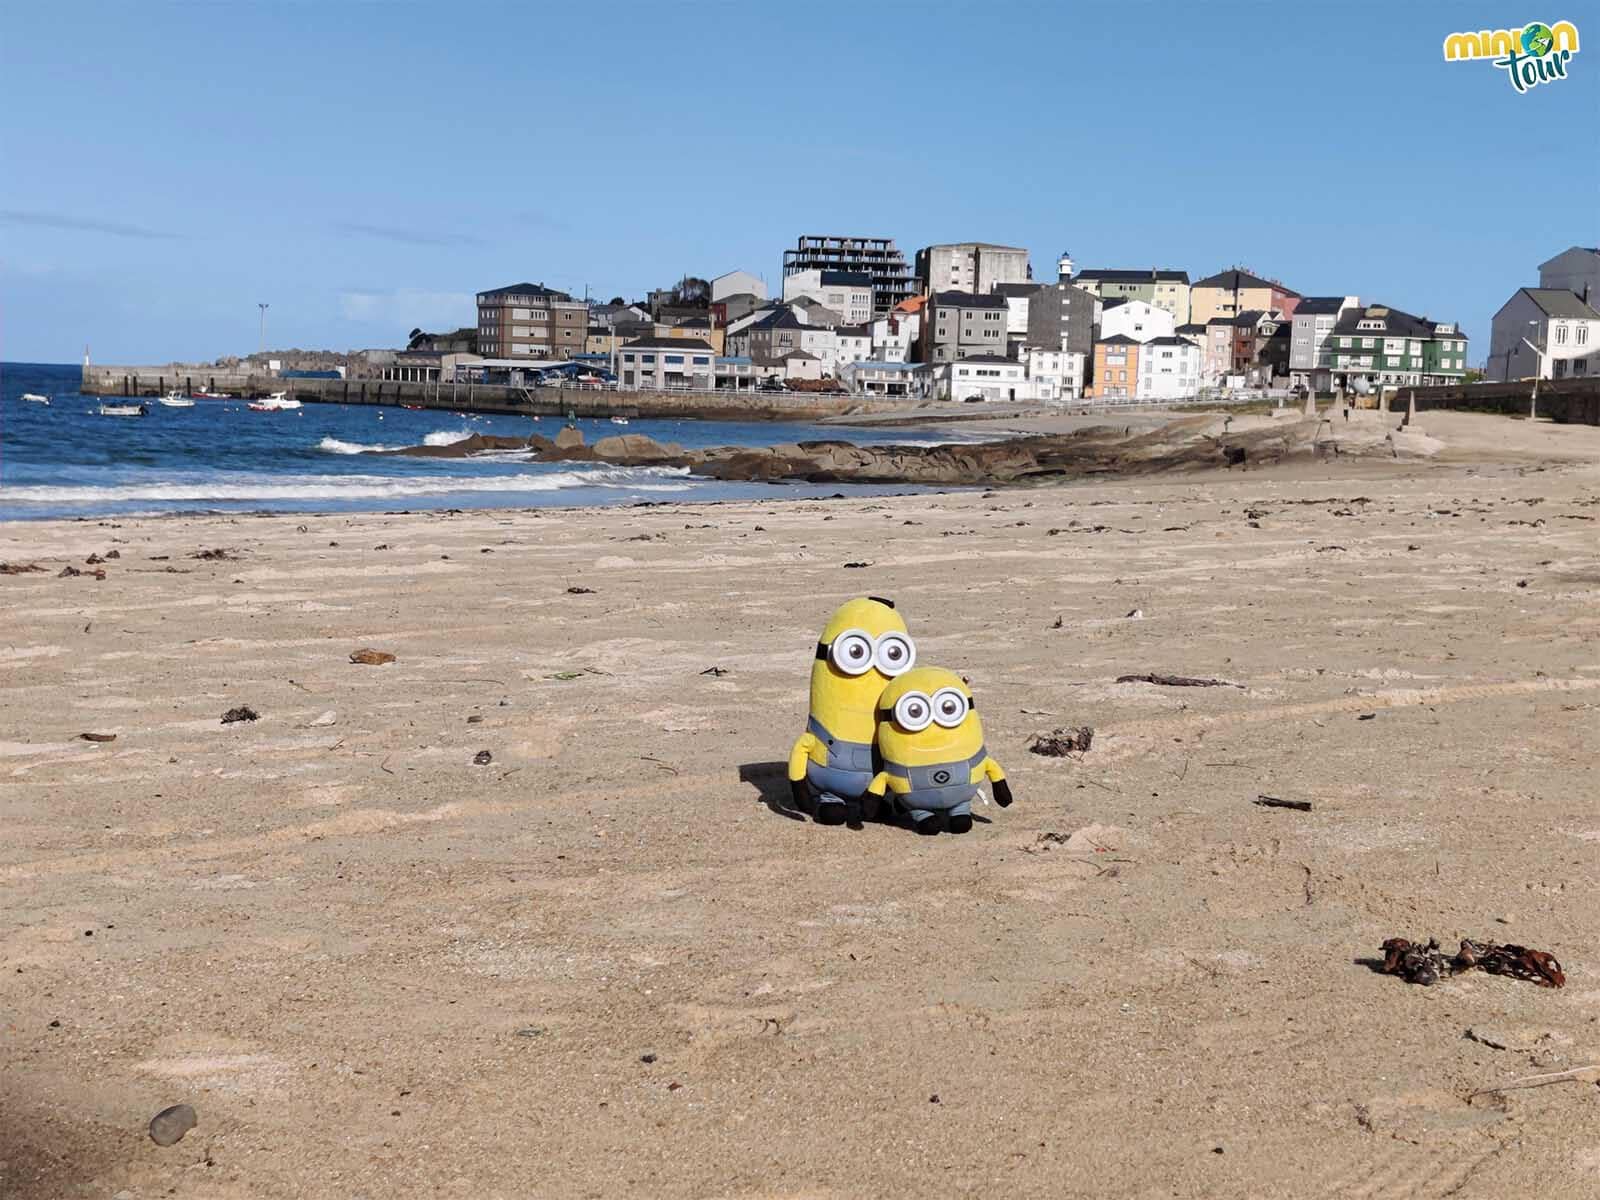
[866,666,1012,835]
[787,596,915,826]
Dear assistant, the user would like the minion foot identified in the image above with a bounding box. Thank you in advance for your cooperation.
[910,810,943,836]
[947,812,973,835]
[814,797,849,826]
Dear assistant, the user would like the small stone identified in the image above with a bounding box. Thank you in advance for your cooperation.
[466,715,484,724]
[640,1053,657,1064]
[349,648,396,666]
[309,711,337,727]
[473,750,493,766]
[929,1094,940,1104]
[148,1103,198,1146]
[220,705,259,724]
[48,1019,60,1028]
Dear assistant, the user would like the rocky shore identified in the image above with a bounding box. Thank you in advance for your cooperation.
[377,409,1442,486]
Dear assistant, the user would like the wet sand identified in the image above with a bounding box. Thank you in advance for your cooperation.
[2,412,1599,1198]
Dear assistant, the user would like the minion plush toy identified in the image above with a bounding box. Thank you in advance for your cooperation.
[788,597,916,826]
[866,666,1012,835]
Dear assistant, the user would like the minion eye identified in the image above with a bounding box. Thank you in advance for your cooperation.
[932,687,967,729]
[873,633,916,677]
[829,630,874,676]
[893,691,934,732]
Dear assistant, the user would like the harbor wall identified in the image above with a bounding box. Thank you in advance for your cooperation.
[79,366,916,422]
[1405,377,1600,425]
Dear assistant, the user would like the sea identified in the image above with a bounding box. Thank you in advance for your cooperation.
[0,362,978,521]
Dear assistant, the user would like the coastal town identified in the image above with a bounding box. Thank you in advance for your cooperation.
[231,238,1595,414]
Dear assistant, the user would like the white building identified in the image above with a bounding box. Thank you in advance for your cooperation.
[841,360,928,398]
[869,311,920,362]
[781,350,824,382]
[1098,298,1176,343]
[1135,337,1202,400]
[711,270,767,302]
[939,355,1027,402]
[833,325,873,370]
[1538,246,1600,303]
[1488,288,1600,381]
[782,269,873,325]
[1025,348,1086,402]
[617,337,717,390]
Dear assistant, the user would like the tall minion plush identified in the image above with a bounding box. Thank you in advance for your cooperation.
[788,597,916,826]
[866,666,1012,835]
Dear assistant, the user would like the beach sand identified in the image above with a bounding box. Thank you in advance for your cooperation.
[2,411,1598,1198]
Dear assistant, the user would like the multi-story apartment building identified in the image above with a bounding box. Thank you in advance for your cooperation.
[919,291,1009,364]
[782,269,873,325]
[1135,336,1202,400]
[1071,268,1191,324]
[1539,246,1600,303]
[1024,348,1086,402]
[1022,281,1097,358]
[1189,268,1300,325]
[1090,335,1141,399]
[1289,296,1359,391]
[914,243,1031,295]
[938,355,1027,402]
[1099,298,1177,343]
[476,283,587,358]
[781,235,917,317]
[617,337,718,390]
[710,269,767,303]
[1326,305,1469,390]
[1489,288,1600,381]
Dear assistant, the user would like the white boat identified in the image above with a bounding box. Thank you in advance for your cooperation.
[249,391,302,411]
[158,391,196,408]
[610,416,630,425]
[21,392,50,405]
[99,403,148,417]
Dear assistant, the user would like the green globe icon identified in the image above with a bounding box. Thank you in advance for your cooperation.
[1522,22,1554,55]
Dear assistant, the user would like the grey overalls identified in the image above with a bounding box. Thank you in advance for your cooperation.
[880,745,991,822]
[804,715,876,801]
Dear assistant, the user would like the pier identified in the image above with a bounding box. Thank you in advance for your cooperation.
[79,366,914,422]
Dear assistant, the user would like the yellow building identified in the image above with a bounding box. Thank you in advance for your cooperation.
[1189,268,1301,325]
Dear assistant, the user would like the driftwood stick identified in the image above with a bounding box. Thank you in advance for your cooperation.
[1468,1065,1600,1100]
[1255,794,1313,812]
[1116,673,1244,689]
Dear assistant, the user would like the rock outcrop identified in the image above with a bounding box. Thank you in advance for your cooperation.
[376,414,1433,487]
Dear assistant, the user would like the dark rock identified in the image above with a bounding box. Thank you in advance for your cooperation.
[148,1103,198,1147]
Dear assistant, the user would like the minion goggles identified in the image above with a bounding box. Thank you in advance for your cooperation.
[816,629,916,677]
[877,687,975,733]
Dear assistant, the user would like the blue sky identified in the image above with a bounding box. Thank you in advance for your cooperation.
[2,1,1594,364]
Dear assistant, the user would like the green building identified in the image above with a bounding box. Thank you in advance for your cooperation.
[1325,304,1468,389]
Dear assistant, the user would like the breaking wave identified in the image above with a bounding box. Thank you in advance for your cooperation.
[318,437,402,455]
[422,428,477,446]
[1,466,694,505]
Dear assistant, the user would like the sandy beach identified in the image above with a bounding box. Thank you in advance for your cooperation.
[3,410,1599,1198]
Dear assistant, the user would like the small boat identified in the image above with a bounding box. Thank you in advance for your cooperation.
[193,388,231,399]
[99,403,148,417]
[249,392,302,411]
[610,416,630,426]
[158,391,196,408]
[21,392,50,405]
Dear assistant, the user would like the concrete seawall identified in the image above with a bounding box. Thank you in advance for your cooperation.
[1407,377,1600,425]
[79,366,917,422]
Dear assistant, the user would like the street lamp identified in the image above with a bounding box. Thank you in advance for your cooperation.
[1521,318,1544,417]
[258,303,269,358]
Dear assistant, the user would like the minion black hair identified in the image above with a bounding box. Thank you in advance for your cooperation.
[867,596,895,609]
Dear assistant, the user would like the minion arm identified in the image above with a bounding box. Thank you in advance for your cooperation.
[980,756,1012,807]
[787,732,820,809]
[865,771,889,797]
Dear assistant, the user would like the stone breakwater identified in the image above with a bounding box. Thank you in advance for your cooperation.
[376,411,1440,486]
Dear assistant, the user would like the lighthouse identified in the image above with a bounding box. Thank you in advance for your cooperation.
[1057,251,1074,283]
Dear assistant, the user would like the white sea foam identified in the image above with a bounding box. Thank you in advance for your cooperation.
[422,428,476,446]
[1,467,694,505]
[318,437,401,455]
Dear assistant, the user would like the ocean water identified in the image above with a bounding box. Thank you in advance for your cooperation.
[1,363,974,520]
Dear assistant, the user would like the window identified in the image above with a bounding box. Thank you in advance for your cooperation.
[1362,337,1375,349]
[665,355,685,364]
[641,354,656,364]
[1578,326,1590,346]
[622,353,635,363]
[1554,324,1569,345]
[1341,337,1352,348]
[692,356,710,365]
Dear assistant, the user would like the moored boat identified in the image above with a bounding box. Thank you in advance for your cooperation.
[21,392,50,405]
[249,392,302,411]
[158,391,196,407]
[99,403,148,417]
